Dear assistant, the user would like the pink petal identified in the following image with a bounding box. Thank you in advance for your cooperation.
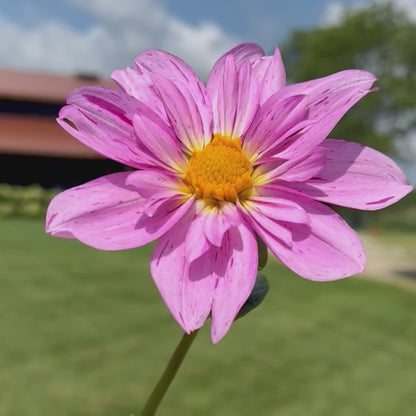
[126,169,183,200]
[210,43,265,71]
[58,87,143,168]
[135,196,195,243]
[206,43,266,137]
[252,45,286,104]
[111,67,168,121]
[150,205,216,333]
[290,139,413,210]
[203,203,240,247]
[207,43,264,137]
[134,49,210,108]
[210,221,258,343]
[274,70,377,161]
[151,206,258,342]
[281,70,376,120]
[240,203,293,248]
[46,172,142,250]
[46,172,193,250]
[276,147,327,182]
[132,111,187,173]
[184,207,211,263]
[246,194,309,224]
[249,190,366,281]
[150,74,212,151]
[207,55,261,137]
[256,147,327,183]
[243,94,308,159]
[134,50,212,150]
[207,55,238,136]
[232,62,261,138]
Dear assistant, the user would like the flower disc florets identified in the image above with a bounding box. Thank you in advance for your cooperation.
[184,134,253,203]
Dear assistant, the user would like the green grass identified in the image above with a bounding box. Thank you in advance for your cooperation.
[1,217,416,416]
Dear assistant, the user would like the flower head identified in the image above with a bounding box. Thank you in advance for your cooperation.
[46,43,412,343]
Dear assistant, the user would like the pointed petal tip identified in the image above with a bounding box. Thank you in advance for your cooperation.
[226,42,265,56]
[210,329,224,344]
[44,209,57,234]
[210,315,236,344]
[293,140,414,211]
[337,69,377,83]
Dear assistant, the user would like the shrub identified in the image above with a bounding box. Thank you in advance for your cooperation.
[0,184,61,218]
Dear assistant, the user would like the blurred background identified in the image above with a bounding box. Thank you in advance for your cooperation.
[0,1,415,415]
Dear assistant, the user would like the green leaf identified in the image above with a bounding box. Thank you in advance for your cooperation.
[236,274,269,320]
[257,236,268,271]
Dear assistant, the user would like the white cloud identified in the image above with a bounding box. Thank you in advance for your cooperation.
[394,0,416,19]
[322,1,352,25]
[322,0,416,26]
[0,14,105,75]
[0,0,237,79]
[70,0,166,23]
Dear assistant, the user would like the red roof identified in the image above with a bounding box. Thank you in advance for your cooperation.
[0,68,114,103]
[0,68,115,158]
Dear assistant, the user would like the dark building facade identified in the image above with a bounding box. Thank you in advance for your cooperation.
[0,69,123,188]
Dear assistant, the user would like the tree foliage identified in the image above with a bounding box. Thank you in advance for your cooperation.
[282,1,416,154]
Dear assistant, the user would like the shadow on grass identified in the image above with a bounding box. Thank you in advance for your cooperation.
[396,269,416,280]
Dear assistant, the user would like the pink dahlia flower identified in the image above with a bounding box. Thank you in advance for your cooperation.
[46,43,412,342]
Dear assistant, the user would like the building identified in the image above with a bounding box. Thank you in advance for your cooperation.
[0,68,123,188]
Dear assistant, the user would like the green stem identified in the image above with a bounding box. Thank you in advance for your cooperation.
[140,329,199,416]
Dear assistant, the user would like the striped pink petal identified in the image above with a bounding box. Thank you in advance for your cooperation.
[135,49,213,150]
[151,206,258,343]
[46,172,143,250]
[208,43,264,75]
[111,66,167,122]
[207,55,261,138]
[150,74,212,151]
[132,110,187,173]
[252,45,286,104]
[290,139,413,209]
[247,187,365,281]
[150,204,216,333]
[273,70,377,161]
[203,203,241,247]
[46,171,193,251]
[58,87,143,169]
[209,221,258,343]
[256,147,327,184]
[126,169,183,200]
[243,94,308,160]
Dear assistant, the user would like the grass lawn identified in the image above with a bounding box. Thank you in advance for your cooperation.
[1,217,416,416]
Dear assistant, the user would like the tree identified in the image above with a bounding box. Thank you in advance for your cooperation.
[282,1,416,155]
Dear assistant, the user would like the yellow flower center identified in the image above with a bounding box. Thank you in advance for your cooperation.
[184,134,253,203]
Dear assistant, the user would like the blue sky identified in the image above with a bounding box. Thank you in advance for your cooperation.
[0,0,391,79]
